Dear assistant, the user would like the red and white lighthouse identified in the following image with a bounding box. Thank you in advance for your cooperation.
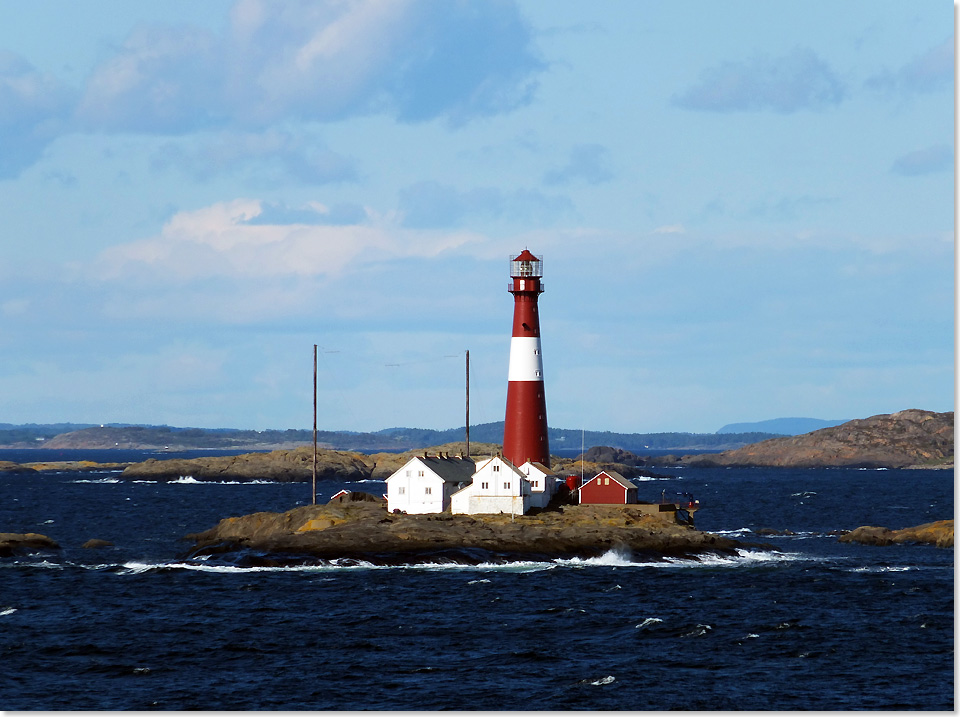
[502,249,550,468]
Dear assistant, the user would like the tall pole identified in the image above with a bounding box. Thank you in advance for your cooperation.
[465,349,470,459]
[313,344,317,506]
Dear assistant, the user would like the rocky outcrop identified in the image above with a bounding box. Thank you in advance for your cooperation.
[682,409,953,469]
[122,446,372,482]
[839,520,953,548]
[120,441,667,484]
[81,539,115,549]
[0,533,60,557]
[182,500,763,566]
[0,461,37,474]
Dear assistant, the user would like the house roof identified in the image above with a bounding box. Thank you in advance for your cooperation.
[524,461,554,475]
[389,455,478,484]
[588,470,639,491]
[476,455,525,478]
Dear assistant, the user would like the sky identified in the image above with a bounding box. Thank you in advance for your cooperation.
[0,0,953,435]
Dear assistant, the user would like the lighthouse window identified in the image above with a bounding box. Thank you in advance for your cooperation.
[535,370,541,377]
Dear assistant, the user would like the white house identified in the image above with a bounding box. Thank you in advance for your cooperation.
[451,456,531,515]
[519,461,556,509]
[385,454,477,514]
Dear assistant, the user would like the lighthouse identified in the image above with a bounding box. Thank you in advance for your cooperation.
[502,249,550,468]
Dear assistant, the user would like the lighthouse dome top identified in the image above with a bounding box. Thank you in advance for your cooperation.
[510,249,542,278]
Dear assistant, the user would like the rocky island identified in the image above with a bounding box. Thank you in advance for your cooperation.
[182,496,762,566]
[681,409,953,469]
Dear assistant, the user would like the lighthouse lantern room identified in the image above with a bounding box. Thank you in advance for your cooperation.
[502,249,550,468]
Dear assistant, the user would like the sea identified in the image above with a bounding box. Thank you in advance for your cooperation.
[0,449,953,711]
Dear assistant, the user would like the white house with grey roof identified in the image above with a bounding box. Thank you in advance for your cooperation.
[450,456,527,515]
[385,454,477,514]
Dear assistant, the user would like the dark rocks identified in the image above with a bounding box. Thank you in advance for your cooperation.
[839,520,953,548]
[681,409,953,469]
[0,532,60,557]
[81,539,115,549]
[0,461,36,474]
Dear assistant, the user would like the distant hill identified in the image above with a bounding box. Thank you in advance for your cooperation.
[686,409,953,469]
[3,421,779,453]
[716,417,848,435]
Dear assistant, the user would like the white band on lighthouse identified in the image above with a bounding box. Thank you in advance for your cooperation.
[507,337,544,382]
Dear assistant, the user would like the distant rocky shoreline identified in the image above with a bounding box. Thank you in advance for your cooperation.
[1,409,952,480]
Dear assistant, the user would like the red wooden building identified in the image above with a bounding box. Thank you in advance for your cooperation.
[578,470,639,505]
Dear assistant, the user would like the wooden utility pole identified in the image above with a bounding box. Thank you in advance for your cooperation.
[312,344,318,505]
[465,349,470,459]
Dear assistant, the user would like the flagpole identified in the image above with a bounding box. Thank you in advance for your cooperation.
[313,344,317,506]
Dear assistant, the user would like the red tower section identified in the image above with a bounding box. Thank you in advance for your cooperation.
[502,249,550,468]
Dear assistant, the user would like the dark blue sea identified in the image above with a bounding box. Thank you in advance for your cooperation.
[0,449,953,710]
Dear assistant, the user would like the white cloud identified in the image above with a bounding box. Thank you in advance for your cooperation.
[0,51,75,177]
[865,37,953,96]
[652,224,685,235]
[93,198,482,281]
[673,47,846,113]
[75,0,544,132]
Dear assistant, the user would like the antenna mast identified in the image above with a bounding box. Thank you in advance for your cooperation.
[312,344,317,506]
[465,349,470,458]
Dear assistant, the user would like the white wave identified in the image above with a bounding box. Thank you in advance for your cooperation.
[712,528,753,536]
[171,475,200,483]
[350,479,386,484]
[70,477,122,484]
[589,676,615,686]
[467,578,491,584]
[682,624,712,637]
[0,606,17,616]
[557,548,639,568]
[636,617,663,629]
[660,548,811,568]
[848,565,915,573]
[132,480,158,483]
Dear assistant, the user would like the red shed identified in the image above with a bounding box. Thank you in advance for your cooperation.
[579,470,638,505]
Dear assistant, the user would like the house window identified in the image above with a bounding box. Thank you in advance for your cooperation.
[418,470,425,477]
[425,487,432,495]
[532,480,539,488]
[481,482,488,489]
[604,477,610,485]
[493,465,500,472]
[406,470,411,477]
[398,487,406,495]
[504,482,510,490]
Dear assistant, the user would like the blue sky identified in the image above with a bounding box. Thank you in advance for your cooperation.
[0,0,953,434]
